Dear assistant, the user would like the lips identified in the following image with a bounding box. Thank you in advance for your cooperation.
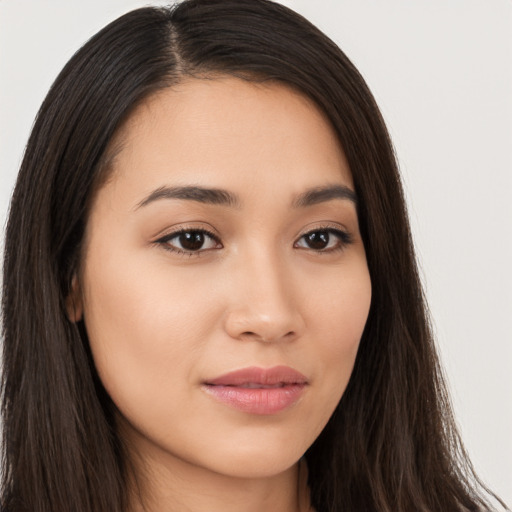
[202,366,308,415]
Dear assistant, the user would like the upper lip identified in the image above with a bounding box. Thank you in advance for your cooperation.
[204,366,308,387]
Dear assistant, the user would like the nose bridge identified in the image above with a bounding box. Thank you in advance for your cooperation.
[224,244,303,342]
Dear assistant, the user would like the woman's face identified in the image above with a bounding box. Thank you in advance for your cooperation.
[73,77,371,480]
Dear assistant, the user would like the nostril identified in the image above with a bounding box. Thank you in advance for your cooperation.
[240,330,296,342]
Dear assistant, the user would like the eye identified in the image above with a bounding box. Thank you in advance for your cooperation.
[155,229,222,254]
[294,228,352,252]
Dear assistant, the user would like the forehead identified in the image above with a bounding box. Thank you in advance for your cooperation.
[101,76,353,203]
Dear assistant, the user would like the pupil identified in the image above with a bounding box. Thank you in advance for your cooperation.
[307,231,329,249]
[180,231,204,251]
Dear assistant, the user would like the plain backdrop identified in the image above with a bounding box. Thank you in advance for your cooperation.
[1,0,511,504]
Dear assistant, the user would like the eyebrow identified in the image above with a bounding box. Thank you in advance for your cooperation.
[292,184,357,208]
[135,183,357,210]
[136,185,241,209]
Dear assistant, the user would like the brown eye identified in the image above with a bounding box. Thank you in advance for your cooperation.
[295,228,352,252]
[157,229,221,254]
[304,231,330,250]
[179,231,207,251]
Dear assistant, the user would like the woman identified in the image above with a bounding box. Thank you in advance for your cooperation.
[0,1,507,511]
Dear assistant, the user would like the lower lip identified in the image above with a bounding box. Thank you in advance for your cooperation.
[202,384,306,414]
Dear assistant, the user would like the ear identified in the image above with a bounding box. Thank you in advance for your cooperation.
[66,274,84,322]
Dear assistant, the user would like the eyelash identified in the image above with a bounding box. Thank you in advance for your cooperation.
[154,227,221,256]
[294,225,353,254]
[154,225,353,256]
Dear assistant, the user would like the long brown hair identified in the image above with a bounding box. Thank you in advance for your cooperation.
[1,1,506,511]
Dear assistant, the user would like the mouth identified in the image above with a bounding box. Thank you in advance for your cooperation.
[202,366,308,415]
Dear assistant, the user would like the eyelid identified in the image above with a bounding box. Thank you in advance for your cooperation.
[295,221,351,239]
[152,221,220,240]
[153,224,222,256]
[294,222,354,252]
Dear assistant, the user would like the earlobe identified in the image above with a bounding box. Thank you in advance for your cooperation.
[66,274,84,322]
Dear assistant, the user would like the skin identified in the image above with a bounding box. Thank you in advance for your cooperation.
[71,77,372,512]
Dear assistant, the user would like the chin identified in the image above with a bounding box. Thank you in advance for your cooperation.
[208,453,301,480]
[189,432,309,479]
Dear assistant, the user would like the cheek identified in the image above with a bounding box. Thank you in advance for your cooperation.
[301,262,371,432]
[308,260,371,355]
[80,249,222,420]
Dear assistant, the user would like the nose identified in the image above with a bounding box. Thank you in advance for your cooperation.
[223,251,305,343]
